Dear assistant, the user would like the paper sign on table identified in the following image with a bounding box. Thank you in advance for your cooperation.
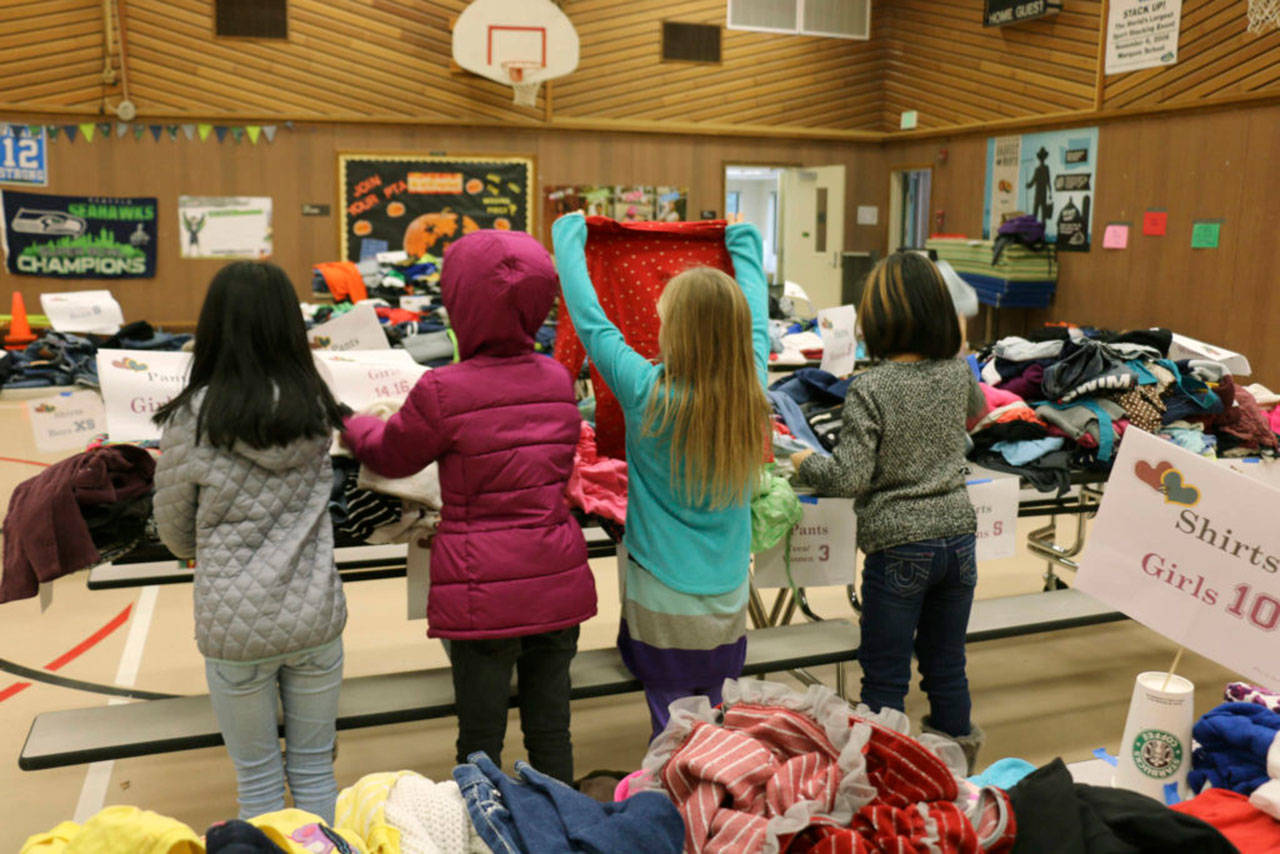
[398,295,437,314]
[41,290,125,335]
[1076,428,1280,689]
[312,349,426,412]
[1143,211,1167,236]
[817,305,857,377]
[27,390,106,452]
[967,469,1020,561]
[1167,332,1250,376]
[753,497,857,589]
[783,280,812,304]
[96,349,192,442]
[307,303,389,351]
[1191,221,1221,249]
[1103,223,1129,250]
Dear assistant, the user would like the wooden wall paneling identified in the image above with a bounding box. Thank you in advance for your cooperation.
[0,0,106,110]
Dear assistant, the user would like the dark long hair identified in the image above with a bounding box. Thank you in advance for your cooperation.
[858,252,961,360]
[154,261,345,449]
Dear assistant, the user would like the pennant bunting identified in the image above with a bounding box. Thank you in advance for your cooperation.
[63,125,79,142]
[47,126,60,140]
[149,125,163,141]
[246,125,261,144]
[165,125,178,141]
[230,127,245,143]
[28,125,42,137]
[198,124,213,141]
[181,124,196,140]
[262,125,277,142]
[133,123,145,140]
[97,122,111,137]
[78,123,96,142]
[117,122,129,138]
[214,126,229,143]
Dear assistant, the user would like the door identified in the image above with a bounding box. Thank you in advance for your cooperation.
[779,165,845,309]
[887,167,933,252]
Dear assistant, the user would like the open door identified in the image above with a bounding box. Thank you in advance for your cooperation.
[780,165,845,309]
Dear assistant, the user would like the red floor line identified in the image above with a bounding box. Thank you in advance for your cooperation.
[0,604,134,703]
[0,456,51,468]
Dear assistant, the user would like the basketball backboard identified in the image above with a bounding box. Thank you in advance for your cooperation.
[453,0,580,106]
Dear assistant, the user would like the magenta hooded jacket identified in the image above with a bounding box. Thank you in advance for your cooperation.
[342,230,597,639]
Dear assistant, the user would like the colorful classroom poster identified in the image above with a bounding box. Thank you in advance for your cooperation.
[0,190,157,278]
[0,124,48,186]
[339,154,533,263]
[1105,0,1183,75]
[542,185,687,242]
[983,127,1099,251]
[177,196,272,259]
[1076,428,1280,689]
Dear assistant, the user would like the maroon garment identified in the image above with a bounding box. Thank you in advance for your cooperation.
[1214,385,1278,451]
[553,218,735,460]
[344,230,596,640]
[1,446,155,603]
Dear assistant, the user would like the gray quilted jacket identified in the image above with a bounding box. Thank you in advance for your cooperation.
[153,401,346,661]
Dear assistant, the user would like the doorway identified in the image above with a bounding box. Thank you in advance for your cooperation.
[887,167,933,252]
[724,165,783,281]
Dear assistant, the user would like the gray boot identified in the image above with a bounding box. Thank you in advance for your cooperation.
[922,717,985,776]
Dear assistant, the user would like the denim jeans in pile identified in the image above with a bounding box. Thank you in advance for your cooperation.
[860,534,976,737]
[204,635,343,824]
[454,754,525,854]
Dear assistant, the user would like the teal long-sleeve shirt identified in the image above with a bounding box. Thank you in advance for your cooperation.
[552,213,770,595]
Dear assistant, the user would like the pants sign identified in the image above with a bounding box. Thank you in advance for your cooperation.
[1077,427,1280,689]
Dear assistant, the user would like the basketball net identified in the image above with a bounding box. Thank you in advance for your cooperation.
[503,62,542,107]
[1248,0,1280,32]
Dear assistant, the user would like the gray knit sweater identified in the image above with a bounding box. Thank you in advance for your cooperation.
[797,359,985,555]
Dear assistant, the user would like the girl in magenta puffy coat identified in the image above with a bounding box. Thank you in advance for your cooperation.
[342,230,597,783]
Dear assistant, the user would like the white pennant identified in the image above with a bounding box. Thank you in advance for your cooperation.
[262,125,278,142]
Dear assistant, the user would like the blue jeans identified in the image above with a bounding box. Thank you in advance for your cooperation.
[205,636,344,824]
[860,535,976,737]
[454,754,525,854]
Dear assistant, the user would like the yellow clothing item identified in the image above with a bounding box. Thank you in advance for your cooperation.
[249,809,369,854]
[335,771,415,854]
[25,806,203,854]
[20,820,80,853]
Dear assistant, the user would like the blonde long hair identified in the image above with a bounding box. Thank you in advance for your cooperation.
[643,267,770,509]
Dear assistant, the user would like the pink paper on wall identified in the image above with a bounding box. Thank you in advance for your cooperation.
[1103,223,1129,249]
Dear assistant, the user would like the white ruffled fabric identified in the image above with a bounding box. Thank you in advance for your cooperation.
[385,774,491,854]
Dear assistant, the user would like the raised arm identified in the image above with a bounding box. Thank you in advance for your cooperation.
[342,374,450,479]
[725,222,770,389]
[551,213,657,411]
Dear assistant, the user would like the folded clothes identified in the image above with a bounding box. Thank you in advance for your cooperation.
[1190,702,1280,796]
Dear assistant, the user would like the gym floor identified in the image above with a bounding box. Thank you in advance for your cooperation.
[0,391,1241,849]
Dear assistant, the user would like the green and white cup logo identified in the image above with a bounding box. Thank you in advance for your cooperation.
[1131,729,1183,779]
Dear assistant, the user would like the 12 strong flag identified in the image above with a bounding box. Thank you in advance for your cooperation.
[1,190,157,279]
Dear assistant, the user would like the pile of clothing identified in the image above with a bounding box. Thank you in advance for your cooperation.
[767,368,851,461]
[0,445,156,604]
[1,322,191,391]
[312,252,443,305]
[971,326,1278,489]
[1190,691,1280,816]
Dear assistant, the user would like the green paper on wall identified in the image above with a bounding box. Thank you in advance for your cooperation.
[1191,221,1220,249]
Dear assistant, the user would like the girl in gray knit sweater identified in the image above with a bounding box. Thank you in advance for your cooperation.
[792,252,987,771]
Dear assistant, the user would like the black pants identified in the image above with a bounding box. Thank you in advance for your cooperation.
[448,626,579,784]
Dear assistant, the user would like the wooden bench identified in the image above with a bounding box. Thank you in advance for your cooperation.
[19,589,1123,771]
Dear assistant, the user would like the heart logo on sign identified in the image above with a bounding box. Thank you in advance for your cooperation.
[1135,460,1175,491]
[311,336,331,349]
[110,357,148,371]
[33,403,56,413]
[1161,470,1200,507]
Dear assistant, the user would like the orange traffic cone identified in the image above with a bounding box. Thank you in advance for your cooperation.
[5,292,37,350]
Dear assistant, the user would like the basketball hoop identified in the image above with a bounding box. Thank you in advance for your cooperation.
[503,61,542,107]
[1248,0,1280,31]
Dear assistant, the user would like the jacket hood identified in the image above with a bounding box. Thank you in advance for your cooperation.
[232,435,328,472]
[442,230,558,359]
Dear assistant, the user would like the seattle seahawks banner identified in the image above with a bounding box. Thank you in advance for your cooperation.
[1,190,157,278]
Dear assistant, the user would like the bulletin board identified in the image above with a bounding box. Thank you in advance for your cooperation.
[338,153,534,262]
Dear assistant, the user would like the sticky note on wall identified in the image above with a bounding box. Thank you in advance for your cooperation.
[1103,223,1129,249]
[1191,221,1221,249]
[1143,210,1167,236]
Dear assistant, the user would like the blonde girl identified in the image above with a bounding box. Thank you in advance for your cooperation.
[552,213,771,736]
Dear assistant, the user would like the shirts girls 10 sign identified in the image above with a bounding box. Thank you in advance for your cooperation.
[1077,428,1280,688]
[339,154,533,263]
[983,127,1099,252]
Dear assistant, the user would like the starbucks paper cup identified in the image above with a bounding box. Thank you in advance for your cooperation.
[1114,671,1194,801]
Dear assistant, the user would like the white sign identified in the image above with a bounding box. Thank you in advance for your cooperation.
[398,295,436,314]
[856,206,879,226]
[754,497,857,589]
[817,305,857,377]
[988,135,1022,238]
[313,349,426,412]
[1105,0,1182,75]
[41,290,125,335]
[968,469,1020,561]
[308,304,389,352]
[1167,332,1250,376]
[178,196,272,259]
[1077,428,1280,688]
[27,390,106,451]
[96,349,192,442]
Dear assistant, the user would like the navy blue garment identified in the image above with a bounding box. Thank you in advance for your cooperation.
[205,820,287,853]
[768,367,850,406]
[455,752,684,854]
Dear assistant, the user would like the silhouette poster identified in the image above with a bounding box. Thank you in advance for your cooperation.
[983,127,1099,252]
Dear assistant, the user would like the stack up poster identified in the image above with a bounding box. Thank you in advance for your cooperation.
[339,154,533,263]
[983,127,1099,252]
